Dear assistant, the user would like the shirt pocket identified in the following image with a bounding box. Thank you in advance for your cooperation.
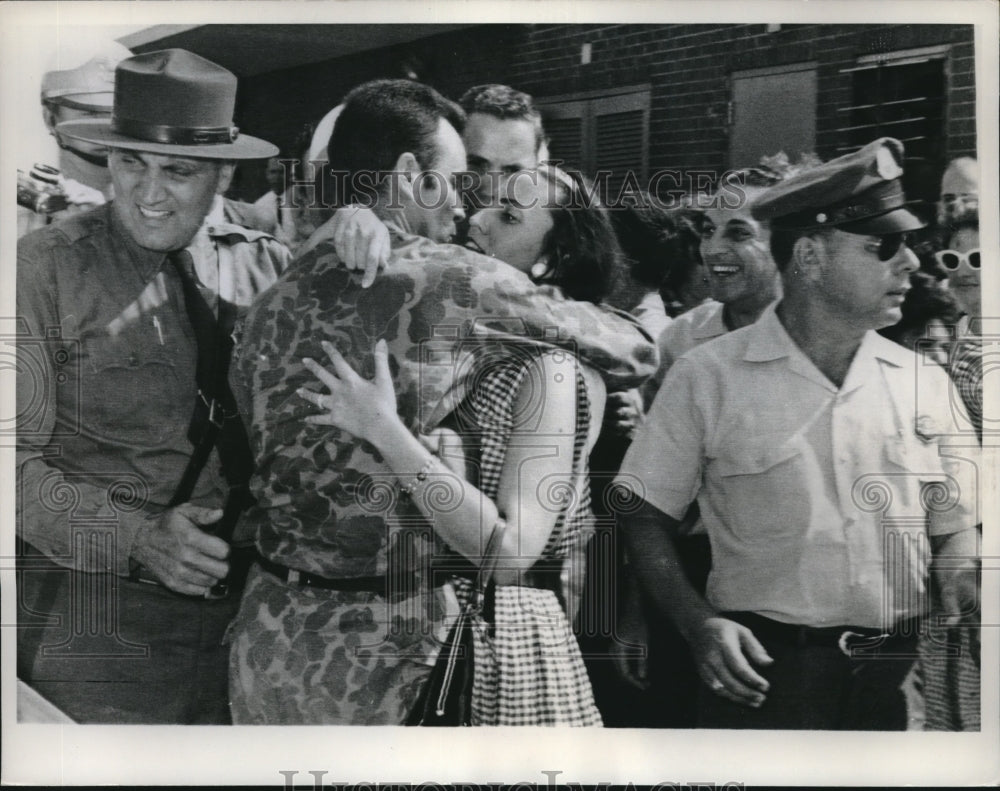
[710,437,807,541]
[81,319,190,445]
[715,438,802,477]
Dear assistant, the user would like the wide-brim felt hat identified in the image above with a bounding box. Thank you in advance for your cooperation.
[56,48,277,160]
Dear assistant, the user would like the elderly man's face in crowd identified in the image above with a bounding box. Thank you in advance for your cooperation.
[464,113,539,205]
[814,230,919,329]
[700,187,779,307]
[938,159,978,226]
[410,119,467,244]
[108,149,233,252]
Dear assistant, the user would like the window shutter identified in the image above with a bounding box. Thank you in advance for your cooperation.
[595,108,646,200]
[537,87,650,200]
[836,54,947,210]
[545,115,586,172]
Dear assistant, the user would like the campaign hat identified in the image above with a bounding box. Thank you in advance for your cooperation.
[56,49,277,160]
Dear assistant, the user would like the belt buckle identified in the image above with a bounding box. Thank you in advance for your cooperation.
[838,629,889,657]
[204,580,230,600]
[207,398,225,429]
[130,563,162,587]
[199,390,225,429]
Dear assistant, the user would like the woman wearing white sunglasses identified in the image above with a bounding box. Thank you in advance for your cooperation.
[935,215,981,329]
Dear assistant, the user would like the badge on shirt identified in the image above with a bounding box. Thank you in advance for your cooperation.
[914,414,941,443]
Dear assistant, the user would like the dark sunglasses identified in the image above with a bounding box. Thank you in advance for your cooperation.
[934,248,981,271]
[876,233,909,261]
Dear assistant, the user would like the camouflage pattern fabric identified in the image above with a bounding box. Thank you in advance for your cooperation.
[227,222,657,724]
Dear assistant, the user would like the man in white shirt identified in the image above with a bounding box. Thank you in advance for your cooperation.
[616,138,980,730]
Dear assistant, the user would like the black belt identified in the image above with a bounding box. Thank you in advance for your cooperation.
[128,546,254,599]
[256,554,406,594]
[723,611,921,657]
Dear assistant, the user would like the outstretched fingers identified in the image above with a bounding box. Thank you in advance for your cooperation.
[322,340,360,381]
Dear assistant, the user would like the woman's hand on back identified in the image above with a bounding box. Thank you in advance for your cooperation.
[297,338,398,444]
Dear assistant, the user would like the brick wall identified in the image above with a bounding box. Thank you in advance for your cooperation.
[234,23,976,200]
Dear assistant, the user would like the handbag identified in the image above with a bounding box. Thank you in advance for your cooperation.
[406,521,506,726]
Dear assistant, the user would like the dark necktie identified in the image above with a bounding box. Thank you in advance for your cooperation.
[167,250,254,523]
[170,249,219,416]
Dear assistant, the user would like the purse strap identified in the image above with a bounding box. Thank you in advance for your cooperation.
[470,518,507,610]
[432,518,507,719]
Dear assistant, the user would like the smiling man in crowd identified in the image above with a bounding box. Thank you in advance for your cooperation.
[645,167,787,399]
[16,48,290,723]
[617,138,980,730]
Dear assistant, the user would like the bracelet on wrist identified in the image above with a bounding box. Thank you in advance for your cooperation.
[399,456,436,497]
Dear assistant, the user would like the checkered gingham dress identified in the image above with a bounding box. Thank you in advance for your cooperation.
[917,336,982,730]
[949,336,982,440]
[454,356,602,726]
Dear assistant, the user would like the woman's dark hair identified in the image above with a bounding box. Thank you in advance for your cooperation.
[323,79,465,207]
[534,166,624,304]
[657,207,706,303]
[609,193,681,290]
[879,270,963,347]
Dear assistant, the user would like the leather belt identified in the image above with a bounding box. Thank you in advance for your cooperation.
[723,611,921,657]
[257,554,406,595]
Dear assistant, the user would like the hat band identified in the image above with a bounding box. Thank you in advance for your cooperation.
[112,116,240,146]
[771,181,906,231]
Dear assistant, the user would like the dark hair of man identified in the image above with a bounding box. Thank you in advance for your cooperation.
[610,194,684,290]
[458,83,545,153]
[536,167,624,305]
[878,270,962,347]
[325,78,466,206]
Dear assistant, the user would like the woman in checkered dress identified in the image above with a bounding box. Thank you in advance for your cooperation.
[301,165,623,725]
[918,209,981,730]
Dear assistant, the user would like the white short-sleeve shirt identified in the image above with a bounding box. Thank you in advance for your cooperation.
[618,304,979,628]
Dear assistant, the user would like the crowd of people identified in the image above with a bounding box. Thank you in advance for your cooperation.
[15,41,983,732]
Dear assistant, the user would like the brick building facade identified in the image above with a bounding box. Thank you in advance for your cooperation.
[141,23,976,213]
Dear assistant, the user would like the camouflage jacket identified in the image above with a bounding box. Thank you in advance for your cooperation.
[231,220,658,579]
